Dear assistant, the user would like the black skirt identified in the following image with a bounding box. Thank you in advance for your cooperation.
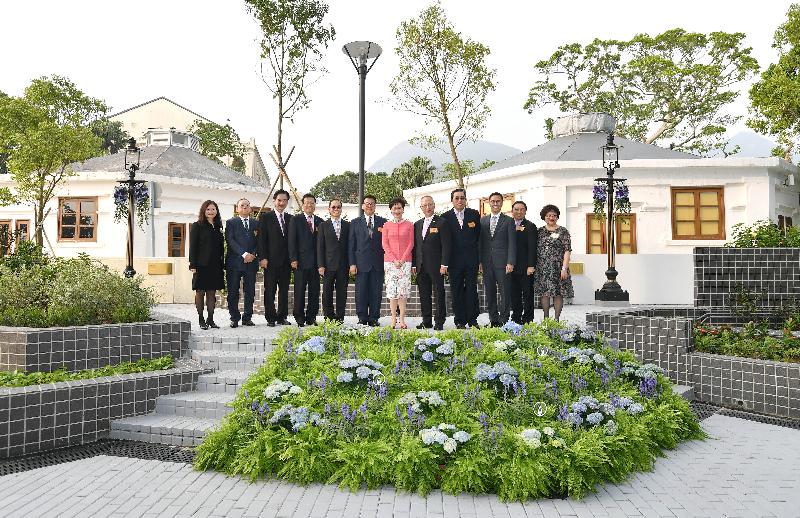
[192,261,225,291]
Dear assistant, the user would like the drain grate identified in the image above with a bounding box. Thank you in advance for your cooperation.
[690,401,721,421]
[716,408,800,430]
[0,440,195,477]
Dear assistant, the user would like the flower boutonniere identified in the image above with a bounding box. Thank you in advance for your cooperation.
[550,232,560,240]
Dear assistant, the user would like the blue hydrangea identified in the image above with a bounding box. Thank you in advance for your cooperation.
[421,351,434,362]
[627,403,644,415]
[339,359,359,369]
[586,412,604,425]
[296,336,326,354]
[571,402,588,414]
[355,365,372,379]
[605,420,618,435]
[337,371,353,383]
[435,341,454,355]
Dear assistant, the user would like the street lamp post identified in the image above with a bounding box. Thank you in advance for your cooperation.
[343,40,382,215]
[120,137,143,278]
[594,133,630,305]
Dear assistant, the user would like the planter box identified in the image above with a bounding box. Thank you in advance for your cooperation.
[587,307,800,419]
[0,361,210,458]
[0,312,191,373]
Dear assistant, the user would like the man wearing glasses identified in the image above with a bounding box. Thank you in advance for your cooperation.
[441,188,481,328]
[317,199,350,323]
[348,195,386,326]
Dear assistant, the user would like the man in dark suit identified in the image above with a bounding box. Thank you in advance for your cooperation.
[225,198,260,328]
[440,188,481,328]
[317,198,350,323]
[288,193,323,327]
[480,192,517,326]
[258,189,292,327]
[508,201,537,324]
[348,195,386,326]
[413,195,450,330]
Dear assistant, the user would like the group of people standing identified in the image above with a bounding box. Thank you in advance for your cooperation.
[188,188,574,330]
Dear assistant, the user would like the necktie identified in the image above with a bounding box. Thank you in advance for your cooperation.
[243,218,249,231]
[278,212,284,235]
[334,220,340,240]
[307,215,313,232]
[422,217,431,238]
[457,211,464,229]
[367,217,373,238]
[490,215,498,238]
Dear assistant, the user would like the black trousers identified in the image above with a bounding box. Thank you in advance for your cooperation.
[509,272,535,324]
[449,265,479,326]
[355,269,383,323]
[293,268,320,324]
[483,263,511,325]
[264,263,290,323]
[417,266,446,325]
[322,268,349,322]
[226,267,256,323]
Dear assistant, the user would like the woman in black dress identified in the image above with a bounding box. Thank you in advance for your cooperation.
[534,204,573,321]
[189,200,225,329]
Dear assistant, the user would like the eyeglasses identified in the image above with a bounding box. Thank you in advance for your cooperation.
[330,205,342,209]
[453,196,467,200]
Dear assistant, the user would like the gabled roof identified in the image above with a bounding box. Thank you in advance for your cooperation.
[480,131,699,174]
[71,145,263,189]
[108,96,213,123]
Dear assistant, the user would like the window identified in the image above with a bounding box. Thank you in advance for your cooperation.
[172,133,188,147]
[0,220,10,255]
[15,220,30,242]
[778,215,795,233]
[479,194,515,216]
[58,197,98,241]
[671,187,725,240]
[585,214,637,254]
[168,223,186,257]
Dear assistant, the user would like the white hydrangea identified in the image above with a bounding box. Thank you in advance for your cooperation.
[263,379,301,400]
[542,426,555,437]
[453,430,471,443]
[443,438,458,454]
[519,428,543,448]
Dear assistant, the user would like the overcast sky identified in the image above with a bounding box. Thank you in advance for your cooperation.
[0,0,793,190]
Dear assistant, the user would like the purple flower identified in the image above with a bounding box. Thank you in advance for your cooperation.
[557,404,569,422]
[324,403,331,415]
[639,377,659,398]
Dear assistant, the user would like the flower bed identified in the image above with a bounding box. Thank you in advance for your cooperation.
[694,322,800,363]
[194,322,703,500]
[0,355,175,387]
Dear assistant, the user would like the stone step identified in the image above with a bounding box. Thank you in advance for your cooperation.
[192,340,274,353]
[196,370,251,393]
[110,414,219,447]
[672,384,695,401]
[155,391,236,419]
[191,350,268,370]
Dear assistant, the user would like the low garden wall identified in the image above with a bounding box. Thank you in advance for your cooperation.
[587,307,800,419]
[0,312,191,373]
[0,361,210,458]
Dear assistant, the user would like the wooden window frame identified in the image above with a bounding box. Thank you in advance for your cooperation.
[167,222,186,258]
[15,219,30,242]
[0,220,10,255]
[479,193,515,217]
[58,197,98,242]
[670,187,725,240]
[585,213,637,254]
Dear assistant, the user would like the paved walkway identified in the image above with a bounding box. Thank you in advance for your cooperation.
[0,414,798,517]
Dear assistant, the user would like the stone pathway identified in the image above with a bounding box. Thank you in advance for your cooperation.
[0,414,798,517]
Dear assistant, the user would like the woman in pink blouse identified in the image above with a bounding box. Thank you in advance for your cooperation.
[382,197,415,329]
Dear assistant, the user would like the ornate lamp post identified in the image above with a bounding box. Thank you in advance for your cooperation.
[120,137,143,278]
[343,40,382,215]
[594,133,630,305]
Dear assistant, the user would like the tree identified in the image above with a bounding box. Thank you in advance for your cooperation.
[442,158,494,182]
[392,156,436,190]
[365,172,401,203]
[390,2,496,188]
[189,119,247,172]
[525,29,760,156]
[310,171,359,203]
[0,75,105,245]
[245,0,335,191]
[748,4,800,161]
[90,119,131,154]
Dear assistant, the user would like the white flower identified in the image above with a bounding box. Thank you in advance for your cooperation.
[434,431,448,445]
[453,430,471,443]
[542,426,555,437]
[288,386,302,395]
[550,232,560,240]
[336,371,353,383]
[420,429,437,445]
[443,438,458,454]
[437,423,456,431]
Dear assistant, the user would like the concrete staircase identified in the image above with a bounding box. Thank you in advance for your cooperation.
[110,338,273,447]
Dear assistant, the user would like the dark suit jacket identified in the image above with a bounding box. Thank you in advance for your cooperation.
[317,218,350,272]
[288,213,323,269]
[225,217,259,271]
[441,207,481,269]
[413,215,451,273]
[189,221,224,269]
[348,214,386,272]
[513,218,538,270]
[480,213,516,268]
[257,210,292,267]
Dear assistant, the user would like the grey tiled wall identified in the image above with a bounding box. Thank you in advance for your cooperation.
[0,362,210,458]
[0,315,191,373]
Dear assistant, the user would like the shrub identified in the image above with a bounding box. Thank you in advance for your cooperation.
[0,249,154,327]
[0,355,175,387]
[726,220,800,248]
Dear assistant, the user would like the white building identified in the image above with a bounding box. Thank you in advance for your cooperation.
[403,113,800,305]
[110,96,271,188]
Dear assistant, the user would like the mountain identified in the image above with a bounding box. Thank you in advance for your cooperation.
[724,131,778,158]
[369,139,522,173]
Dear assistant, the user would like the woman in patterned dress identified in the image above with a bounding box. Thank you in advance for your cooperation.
[381,197,414,329]
[534,204,573,321]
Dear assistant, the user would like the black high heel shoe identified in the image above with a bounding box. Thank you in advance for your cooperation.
[198,315,209,330]
[207,318,219,329]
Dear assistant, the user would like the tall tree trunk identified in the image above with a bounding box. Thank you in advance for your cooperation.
[276,93,284,190]
[34,203,44,247]
[439,98,463,188]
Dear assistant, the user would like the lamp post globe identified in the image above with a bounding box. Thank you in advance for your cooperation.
[343,41,382,215]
